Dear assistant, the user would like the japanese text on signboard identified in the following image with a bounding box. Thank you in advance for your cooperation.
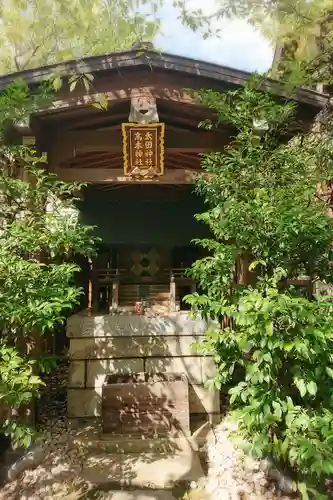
[132,129,155,168]
[122,123,165,178]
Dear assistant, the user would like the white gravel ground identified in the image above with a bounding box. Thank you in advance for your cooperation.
[0,416,297,500]
[0,363,296,500]
[204,418,295,500]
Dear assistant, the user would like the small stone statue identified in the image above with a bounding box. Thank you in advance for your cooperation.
[129,87,159,124]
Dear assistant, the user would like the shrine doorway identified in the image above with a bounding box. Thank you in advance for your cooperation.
[75,184,210,313]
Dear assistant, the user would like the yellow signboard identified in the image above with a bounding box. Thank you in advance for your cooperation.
[122,123,165,179]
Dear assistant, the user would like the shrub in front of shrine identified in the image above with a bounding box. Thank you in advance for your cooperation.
[187,80,333,499]
[0,79,97,448]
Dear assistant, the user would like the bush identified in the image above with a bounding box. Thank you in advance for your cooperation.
[0,347,44,447]
[198,271,333,498]
[0,80,97,447]
[187,80,333,498]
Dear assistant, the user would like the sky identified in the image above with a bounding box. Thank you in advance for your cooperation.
[154,2,274,73]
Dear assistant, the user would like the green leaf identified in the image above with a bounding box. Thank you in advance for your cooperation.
[272,401,282,419]
[297,482,309,500]
[22,434,32,448]
[21,391,33,400]
[249,259,266,271]
[295,379,307,398]
[95,93,108,110]
[265,321,273,336]
[83,77,90,92]
[69,80,77,92]
[306,381,317,396]
[52,76,62,91]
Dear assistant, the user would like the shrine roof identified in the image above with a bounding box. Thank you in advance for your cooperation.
[0,47,327,109]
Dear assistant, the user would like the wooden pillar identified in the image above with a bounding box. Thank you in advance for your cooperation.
[91,268,99,313]
[111,269,119,313]
[169,271,176,313]
[88,258,93,311]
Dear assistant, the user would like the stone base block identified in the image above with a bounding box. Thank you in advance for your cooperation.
[68,383,220,420]
[101,376,190,437]
[80,450,204,488]
[145,357,202,385]
[78,356,216,388]
[70,430,199,454]
[67,418,216,455]
[68,388,102,418]
[86,358,144,388]
[189,384,219,414]
[67,312,212,338]
[100,491,176,500]
[68,360,85,388]
[66,313,219,433]
[69,335,202,359]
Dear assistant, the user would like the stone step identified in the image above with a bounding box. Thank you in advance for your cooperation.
[118,298,170,304]
[70,434,201,455]
[119,285,170,297]
[119,287,169,293]
[97,491,177,500]
[119,292,170,299]
[67,313,212,338]
[80,450,204,489]
[68,422,214,455]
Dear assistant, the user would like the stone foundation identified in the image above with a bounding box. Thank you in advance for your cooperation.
[67,313,220,430]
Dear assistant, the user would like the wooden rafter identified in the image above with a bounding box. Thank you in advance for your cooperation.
[60,151,202,171]
[49,128,229,166]
[49,167,199,184]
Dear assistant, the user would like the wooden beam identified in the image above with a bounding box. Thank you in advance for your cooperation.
[43,73,201,115]
[68,155,124,169]
[49,129,229,165]
[50,167,197,184]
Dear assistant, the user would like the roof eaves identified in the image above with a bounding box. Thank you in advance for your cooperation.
[0,49,327,109]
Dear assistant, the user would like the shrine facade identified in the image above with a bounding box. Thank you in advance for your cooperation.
[4,46,326,435]
[5,46,324,316]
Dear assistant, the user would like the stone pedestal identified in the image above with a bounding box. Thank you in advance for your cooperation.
[66,312,220,432]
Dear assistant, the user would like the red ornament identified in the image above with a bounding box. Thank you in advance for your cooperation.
[134,301,145,315]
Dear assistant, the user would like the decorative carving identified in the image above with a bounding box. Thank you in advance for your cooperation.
[130,248,160,277]
[129,88,159,124]
[130,41,155,51]
[122,122,165,179]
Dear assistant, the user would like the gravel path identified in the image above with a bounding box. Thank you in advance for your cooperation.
[0,418,297,500]
[204,419,295,500]
[0,362,297,500]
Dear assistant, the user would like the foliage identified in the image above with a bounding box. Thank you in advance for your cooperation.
[262,0,333,89]
[0,0,331,92]
[0,80,97,447]
[177,0,333,89]
[0,0,159,73]
[187,82,333,498]
[0,347,44,448]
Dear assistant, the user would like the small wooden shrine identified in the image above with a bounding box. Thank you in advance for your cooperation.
[3,45,326,436]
